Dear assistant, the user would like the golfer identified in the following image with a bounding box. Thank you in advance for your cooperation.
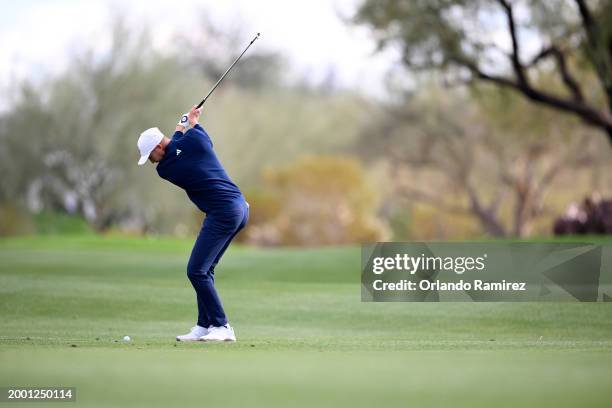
[136,106,248,342]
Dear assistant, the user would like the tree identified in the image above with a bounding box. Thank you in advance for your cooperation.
[0,18,195,232]
[354,86,606,237]
[0,13,371,235]
[355,0,612,143]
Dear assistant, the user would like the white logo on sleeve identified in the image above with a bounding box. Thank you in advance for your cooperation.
[176,149,182,156]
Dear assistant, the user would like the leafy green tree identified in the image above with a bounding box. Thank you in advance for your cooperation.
[355,0,612,143]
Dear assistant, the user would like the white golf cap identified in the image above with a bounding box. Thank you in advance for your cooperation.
[137,127,165,166]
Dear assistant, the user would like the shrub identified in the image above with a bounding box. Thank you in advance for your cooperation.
[245,155,387,246]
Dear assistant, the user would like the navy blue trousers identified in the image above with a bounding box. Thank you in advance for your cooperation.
[186,200,249,328]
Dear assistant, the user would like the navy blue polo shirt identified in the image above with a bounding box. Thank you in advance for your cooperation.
[156,124,243,214]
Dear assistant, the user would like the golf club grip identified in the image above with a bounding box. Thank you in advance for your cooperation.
[196,33,260,109]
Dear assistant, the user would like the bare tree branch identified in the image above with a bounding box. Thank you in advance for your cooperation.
[574,0,612,111]
[473,1,612,142]
[465,179,507,236]
[488,188,509,214]
[530,45,584,102]
[460,59,612,138]
[395,184,470,215]
[497,0,529,86]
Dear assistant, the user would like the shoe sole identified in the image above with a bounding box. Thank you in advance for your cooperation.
[199,338,236,342]
[176,337,201,342]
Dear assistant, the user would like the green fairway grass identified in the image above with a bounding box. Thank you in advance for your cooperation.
[1,236,611,407]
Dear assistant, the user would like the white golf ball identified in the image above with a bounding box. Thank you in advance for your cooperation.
[123,335,131,342]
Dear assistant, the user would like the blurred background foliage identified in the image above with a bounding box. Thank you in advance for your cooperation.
[0,1,611,244]
[244,155,386,246]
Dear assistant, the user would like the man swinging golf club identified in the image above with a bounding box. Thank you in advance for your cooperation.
[136,106,248,342]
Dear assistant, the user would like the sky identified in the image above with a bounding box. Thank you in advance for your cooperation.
[0,0,400,100]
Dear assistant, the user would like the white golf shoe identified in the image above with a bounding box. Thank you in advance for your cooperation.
[199,324,236,342]
[176,325,209,341]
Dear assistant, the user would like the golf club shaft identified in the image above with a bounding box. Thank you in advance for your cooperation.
[196,33,260,109]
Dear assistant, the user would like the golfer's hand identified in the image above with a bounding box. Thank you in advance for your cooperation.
[188,106,201,127]
[177,112,190,131]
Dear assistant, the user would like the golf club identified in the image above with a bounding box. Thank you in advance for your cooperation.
[195,32,261,109]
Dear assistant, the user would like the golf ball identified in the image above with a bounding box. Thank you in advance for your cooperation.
[123,335,131,342]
